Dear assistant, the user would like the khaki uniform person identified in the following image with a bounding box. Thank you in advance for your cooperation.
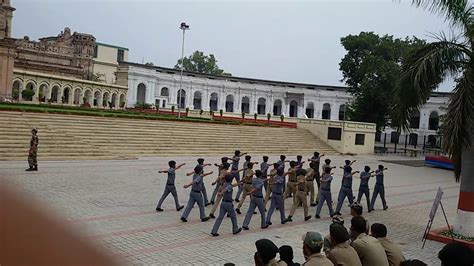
[305,163,316,206]
[26,128,39,171]
[235,162,255,214]
[286,169,312,222]
[209,162,231,219]
[264,163,279,209]
[283,161,298,198]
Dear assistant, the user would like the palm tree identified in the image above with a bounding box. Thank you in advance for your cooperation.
[394,0,473,237]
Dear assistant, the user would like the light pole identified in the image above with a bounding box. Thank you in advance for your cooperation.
[178,22,189,118]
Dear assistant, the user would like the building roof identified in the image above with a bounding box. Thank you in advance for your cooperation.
[96,42,129,51]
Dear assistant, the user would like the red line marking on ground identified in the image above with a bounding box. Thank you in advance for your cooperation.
[121,194,458,257]
[71,181,458,224]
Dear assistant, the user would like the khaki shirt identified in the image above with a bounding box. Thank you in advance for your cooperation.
[377,237,405,266]
[268,258,287,266]
[328,241,362,266]
[352,233,389,266]
[303,253,333,266]
[243,169,254,183]
[306,168,315,181]
[297,174,307,191]
[287,167,297,182]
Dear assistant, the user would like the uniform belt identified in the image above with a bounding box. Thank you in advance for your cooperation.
[343,186,352,189]
[289,179,297,182]
[321,189,330,192]
[298,189,306,192]
[306,179,313,181]
[166,183,175,186]
[360,185,369,188]
[192,190,201,193]
[253,195,263,198]
[273,192,282,195]
[223,199,232,203]
[245,182,252,184]
[376,183,384,186]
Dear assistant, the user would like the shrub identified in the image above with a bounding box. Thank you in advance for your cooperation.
[120,100,125,108]
[185,107,190,115]
[12,88,19,100]
[135,102,152,109]
[171,105,175,113]
[219,109,223,116]
[280,114,285,122]
[83,96,88,104]
[267,113,271,121]
[254,113,258,120]
[21,89,35,101]
[199,109,203,116]
[241,112,245,119]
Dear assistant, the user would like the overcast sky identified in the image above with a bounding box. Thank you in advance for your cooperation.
[12,0,456,91]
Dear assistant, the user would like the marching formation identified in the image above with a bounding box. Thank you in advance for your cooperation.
[155,151,389,236]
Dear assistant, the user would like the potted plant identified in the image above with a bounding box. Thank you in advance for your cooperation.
[219,109,223,117]
[254,113,258,121]
[267,113,271,122]
[280,114,285,122]
[210,111,214,120]
[185,107,190,116]
[102,98,107,107]
[171,105,175,114]
[241,112,246,119]
[199,109,204,117]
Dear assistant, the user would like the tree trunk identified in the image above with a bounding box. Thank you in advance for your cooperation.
[453,140,474,237]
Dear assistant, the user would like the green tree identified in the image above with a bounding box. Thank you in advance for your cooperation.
[394,0,473,237]
[175,50,227,75]
[339,32,428,131]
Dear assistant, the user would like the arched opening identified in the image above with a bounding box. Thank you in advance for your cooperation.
[177,89,186,108]
[136,83,146,104]
[390,131,399,144]
[429,111,439,130]
[322,103,331,120]
[51,86,60,103]
[257,98,266,115]
[102,91,110,108]
[193,91,202,110]
[12,80,22,101]
[62,87,71,104]
[225,95,234,112]
[39,84,48,102]
[73,88,81,105]
[305,102,314,118]
[427,135,437,147]
[241,96,250,113]
[160,87,169,97]
[111,93,117,108]
[209,92,218,111]
[339,105,346,120]
[409,133,418,145]
[93,91,101,107]
[410,110,420,129]
[273,99,282,116]
[22,83,35,101]
[119,94,126,108]
[84,90,92,104]
[289,100,298,117]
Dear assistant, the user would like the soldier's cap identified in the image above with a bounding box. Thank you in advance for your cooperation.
[255,239,279,261]
[197,158,205,163]
[331,215,344,225]
[302,231,324,249]
[31,128,38,133]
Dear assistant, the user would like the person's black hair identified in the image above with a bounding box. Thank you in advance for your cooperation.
[273,163,279,168]
[351,216,367,234]
[221,157,228,163]
[378,164,384,170]
[351,204,363,216]
[278,245,294,265]
[224,263,236,266]
[438,242,474,266]
[324,167,331,174]
[263,156,269,162]
[400,260,427,266]
[277,168,284,176]
[297,169,307,177]
[297,155,302,161]
[194,165,203,174]
[168,160,176,168]
[345,160,351,165]
[364,166,370,172]
[289,161,296,168]
[314,152,320,157]
[280,155,286,160]
[245,155,251,161]
[234,150,241,156]
[225,173,233,183]
[325,159,331,164]
[345,166,352,173]
[247,162,254,169]
[309,162,316,169]
[330,223,350,244]
[222,162,230,170]
[255,170,262,178]
[370,223,387,238]
[306,243,322,254]
[197,158,205,164]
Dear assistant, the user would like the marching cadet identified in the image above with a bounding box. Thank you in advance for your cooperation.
[321,159,336,174]
[195,158,212,206]
[265,168,287,226]
[26,128,39,171]
[210,157,228,205]
[242,170,268,230]
[305,162,317,206]
[309,152,324,204]
[277,154,290,194]
[180,166,213,222]
[286,169,312,222]
[243,155,259,169]
[231,150,247,202]
[283,161,298,199]
[264,163,279,209]
[210,173,243,236]
[357,166,375,211]
[155,161,186,212]
[260,156,270,192]
[335,165,359,215]
[295,155,305,171]
[315,166,335,219]
[370,165,389,212]
[235,162,256,214]
[209,162,231,219]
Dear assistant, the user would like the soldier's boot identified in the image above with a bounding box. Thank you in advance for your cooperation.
[33,165,38,171]
[25,167,34,171]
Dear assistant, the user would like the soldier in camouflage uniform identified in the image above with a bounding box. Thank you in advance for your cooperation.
[26,128,38,171]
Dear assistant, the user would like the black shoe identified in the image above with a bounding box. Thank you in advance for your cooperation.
[267,222,273,226]
[233,228,242,235]
[242,226,249,230]
[205,202,211,207]
[180,217,187,222]
[211,233,219,237]
[201,217,210,222]
[310,203,317,207]
[383,206,388,211]
[210,201,215,205]
[156,208,164,212]
[315,215,321,219]
[25,168,34,171]
[285,216,293,222]
[305,216,312,221]
[234,198,240,203]
[209,213,216,219]
[281,221,286,225]
[335,212,342,216]
[227,214,231,218]
[253,211,257,214]
[368,208,374,212]
[33,166,38,171]
[236,208,241,214]
[315,201,319,205]
[261,224,269,229]
[276,207,279,211]
[177,205,184,211]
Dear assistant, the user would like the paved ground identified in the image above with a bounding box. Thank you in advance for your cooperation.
[0,154,458,265]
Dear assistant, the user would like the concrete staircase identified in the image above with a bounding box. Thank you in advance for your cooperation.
[0,111,337,161]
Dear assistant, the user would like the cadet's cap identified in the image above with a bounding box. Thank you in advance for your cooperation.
[302,231,324,249]
[255,239,279,261]
[331,215,344,224]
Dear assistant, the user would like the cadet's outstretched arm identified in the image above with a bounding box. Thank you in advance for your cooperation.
[175,163,186,170]
[202,172,214,177]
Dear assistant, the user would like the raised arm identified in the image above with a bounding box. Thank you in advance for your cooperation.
[183,181,193,189]
[349,160,356,166]
[186,171,194,176]
[203,163,212,167]
[175,163,186,170]
[201,171,214,177]
[158,169,168,173]
[351,171,360,175]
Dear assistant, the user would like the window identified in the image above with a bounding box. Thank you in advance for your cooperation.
[355,134,365,145]
[162,100,166,108]
[117,49,124,62]
[155,99,160,107]
[327,127,342,141]
[93,45,98,58]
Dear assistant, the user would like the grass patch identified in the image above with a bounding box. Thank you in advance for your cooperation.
[440,230,474,242]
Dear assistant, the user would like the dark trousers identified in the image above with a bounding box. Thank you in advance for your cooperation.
[181,191,206,219]
[243,197,266,228]
[28,151,37,168]
[335,187,354,213]
[211,201,239,234]
[370,184,387,209]
[156,185,180,209]
[266,194,285,224]
[357,186,370,210]
[316,190,334,216]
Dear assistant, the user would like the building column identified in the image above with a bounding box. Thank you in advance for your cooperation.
[330,103,339,120]
[0,44,15,101]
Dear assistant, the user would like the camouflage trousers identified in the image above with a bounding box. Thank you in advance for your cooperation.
[28,150,37,168]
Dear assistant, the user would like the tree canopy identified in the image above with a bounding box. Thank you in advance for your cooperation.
[174,50,228,75]
[339,32,430,131]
